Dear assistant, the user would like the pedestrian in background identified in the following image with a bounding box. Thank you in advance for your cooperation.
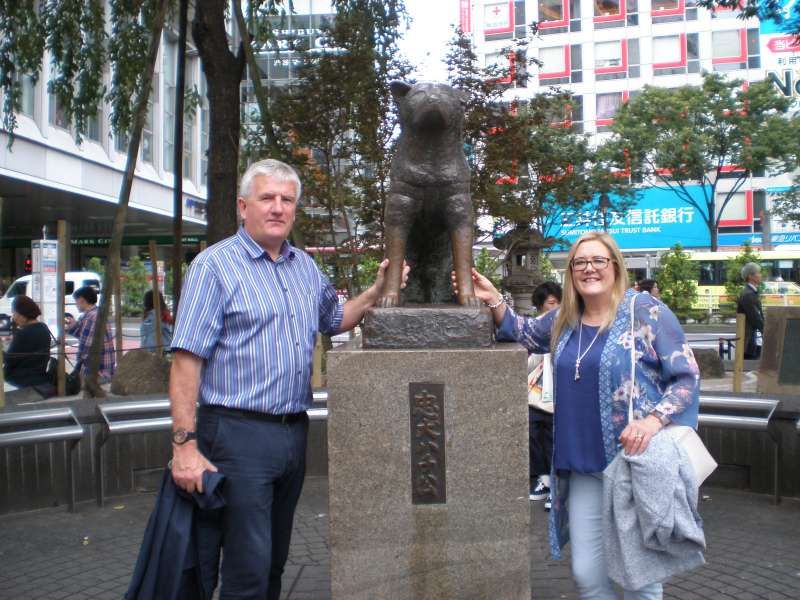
[638,279,660,299]
[65,286,115,382]
[140,290,173,352]
[460,231,700,600]
[528,281,561,510]
[3,295,50,390]
[737,262,764,360]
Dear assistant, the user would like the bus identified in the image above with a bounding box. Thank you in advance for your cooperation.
[687,249,800,309]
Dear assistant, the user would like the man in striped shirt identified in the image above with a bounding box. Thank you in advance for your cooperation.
[169,158,407,599]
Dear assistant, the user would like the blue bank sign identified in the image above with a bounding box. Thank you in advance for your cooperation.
[560,186,711,250]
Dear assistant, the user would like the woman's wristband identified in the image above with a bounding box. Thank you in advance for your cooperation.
[486,296,505,309]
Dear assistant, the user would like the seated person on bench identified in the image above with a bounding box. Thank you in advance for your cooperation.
[3,295,51,392]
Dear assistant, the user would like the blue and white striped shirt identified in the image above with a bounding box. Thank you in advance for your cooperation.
[171,227,344,414]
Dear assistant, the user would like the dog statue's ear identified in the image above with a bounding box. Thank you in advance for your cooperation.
[389,80,412,100]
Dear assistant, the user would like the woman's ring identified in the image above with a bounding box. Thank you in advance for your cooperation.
[635,433,643,439]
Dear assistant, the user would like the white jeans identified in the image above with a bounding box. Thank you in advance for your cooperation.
[568,472,663,600]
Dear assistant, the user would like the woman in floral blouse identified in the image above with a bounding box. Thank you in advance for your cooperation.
[463,231,700,600]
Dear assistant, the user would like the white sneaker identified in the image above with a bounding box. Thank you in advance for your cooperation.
[529,478,550,501]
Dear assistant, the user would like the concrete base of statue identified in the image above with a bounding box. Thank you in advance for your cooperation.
[326,340,531,600]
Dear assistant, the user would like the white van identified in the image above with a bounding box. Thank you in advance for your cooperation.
[0,271,102,332]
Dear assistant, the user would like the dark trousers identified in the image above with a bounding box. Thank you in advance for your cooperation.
[529,407,553,480]
[196,405,308,600]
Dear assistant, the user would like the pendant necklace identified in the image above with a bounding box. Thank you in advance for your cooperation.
[574,321,602,381]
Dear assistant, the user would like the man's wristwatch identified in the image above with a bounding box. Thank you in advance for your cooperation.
[171,428,197,445]
[650,410,671,427]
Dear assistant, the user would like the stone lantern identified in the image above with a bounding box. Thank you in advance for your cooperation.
[494,227,548,314]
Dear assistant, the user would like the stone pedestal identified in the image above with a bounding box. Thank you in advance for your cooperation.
[327,342,530,600]
[758,306,800,394]
[362,305,494,349]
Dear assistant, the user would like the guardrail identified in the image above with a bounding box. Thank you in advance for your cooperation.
[698,394,782,503]
[95,399,172,507]
[94,392,331,505]
[0,408,85,512]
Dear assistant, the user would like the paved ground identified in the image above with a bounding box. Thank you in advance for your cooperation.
[0,477,798,599]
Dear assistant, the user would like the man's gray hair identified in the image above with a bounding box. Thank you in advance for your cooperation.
[741,262,761,281]
[239,159,302,203]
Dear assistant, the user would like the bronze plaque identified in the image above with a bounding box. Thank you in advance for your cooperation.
[409,383,446,504]
[779,319,800,385]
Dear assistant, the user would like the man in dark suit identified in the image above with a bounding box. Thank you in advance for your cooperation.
[736,262,764,360]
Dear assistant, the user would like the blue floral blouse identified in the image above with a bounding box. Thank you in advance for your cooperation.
[497,288,700,558]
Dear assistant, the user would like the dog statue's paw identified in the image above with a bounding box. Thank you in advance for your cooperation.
[377,294,400,308]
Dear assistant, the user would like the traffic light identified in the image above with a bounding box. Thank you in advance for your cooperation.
[24,256,32,273]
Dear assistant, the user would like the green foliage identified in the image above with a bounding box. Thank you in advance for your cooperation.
[604,72,799,250]
[445,28,632,255]
[121,256,149,316]
[1,0,163,143]
[0,0,45,137]
[246,0,410,295]
[474,248,502,289]
[656,244,699,321]
[724,242,763,300]
[355,255,382,291]
[539,253,558,283]
[86,256,105,279]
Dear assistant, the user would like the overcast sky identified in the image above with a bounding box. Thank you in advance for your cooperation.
[397,0,460,82]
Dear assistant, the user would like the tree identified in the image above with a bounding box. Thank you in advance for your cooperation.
[248,0,409,294]
[724,242,763,300]
[603,72,799,251]
[444,28,632,294]
[1,0,170,395]
[474,248,502,289]
[192,0,247,245]
[121,257,149,316]
[656,244,699,321]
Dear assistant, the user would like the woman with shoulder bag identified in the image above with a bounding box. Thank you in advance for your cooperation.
[458,232,702,600]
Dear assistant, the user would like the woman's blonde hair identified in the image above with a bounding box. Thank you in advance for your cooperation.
[551,232,629,349]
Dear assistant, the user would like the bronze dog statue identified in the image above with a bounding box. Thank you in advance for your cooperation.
[379,81,479,308]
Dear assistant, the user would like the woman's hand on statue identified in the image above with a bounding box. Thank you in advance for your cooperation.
[452,267,501,306]
[619,416,663,456]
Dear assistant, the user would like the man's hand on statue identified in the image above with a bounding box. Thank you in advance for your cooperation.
[370,259,410,304]
[452,268,500,306]
[170,443,217,494]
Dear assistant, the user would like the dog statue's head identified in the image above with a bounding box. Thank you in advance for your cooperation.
[390,81,467,133]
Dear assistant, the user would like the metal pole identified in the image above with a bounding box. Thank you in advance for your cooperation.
[57,220,68,396]
[148,240,164,352]
[733,313,745,393]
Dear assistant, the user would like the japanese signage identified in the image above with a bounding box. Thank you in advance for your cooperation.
[484,1,512,33]
[760,0,800,109]
[560,186,711,249]
[409,383,446,505]
[31,239,60,337]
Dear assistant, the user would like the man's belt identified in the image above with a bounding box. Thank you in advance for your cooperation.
[201,404,306,424]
